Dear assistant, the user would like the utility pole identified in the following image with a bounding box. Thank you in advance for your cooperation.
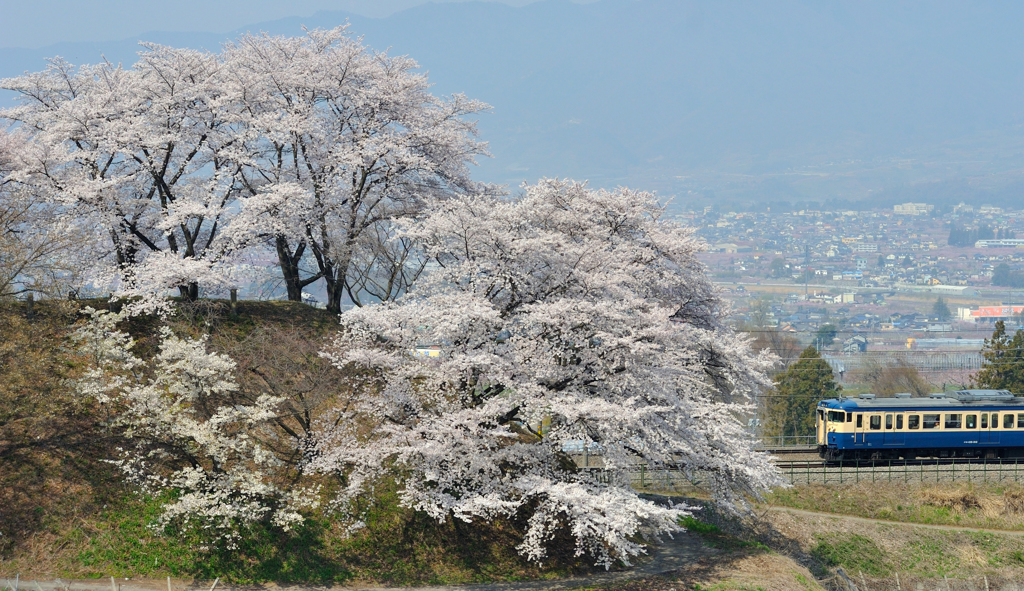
[804,245,811,296]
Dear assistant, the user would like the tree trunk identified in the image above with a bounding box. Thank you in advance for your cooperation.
[178,282,199,301]
[276,235,305,302]
[326,276,345,314]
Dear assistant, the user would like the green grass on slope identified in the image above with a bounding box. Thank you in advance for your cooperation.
[17,483,584,585]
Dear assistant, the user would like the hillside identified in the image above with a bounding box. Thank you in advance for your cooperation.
[0,300,584,584]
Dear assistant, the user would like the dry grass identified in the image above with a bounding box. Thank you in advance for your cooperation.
[588,554,824,591]
[1003,488,1024,514]
[918,486,982,513]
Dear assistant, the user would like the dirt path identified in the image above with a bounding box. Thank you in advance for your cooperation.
[766,504,1024,536]
[3,534,714,591]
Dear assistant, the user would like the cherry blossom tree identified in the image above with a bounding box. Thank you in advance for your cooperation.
[0,128,90,299]
[73,308,319,544]
[221,27,490,312]
[310,179,782,567]
[1,46,242,301]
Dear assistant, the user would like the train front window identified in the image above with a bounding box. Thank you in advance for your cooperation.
[923,414,941,429]
[966,415,977,429]
[982,414,988,429]
[1006,414,1015,429]
[945,414,962,429]
[908,415,920,429]
[870,415,881,430]
[828,411,845,422]
[896,415,904,429]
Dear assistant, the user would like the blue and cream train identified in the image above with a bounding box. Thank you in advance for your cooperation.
[816,390,1024,460]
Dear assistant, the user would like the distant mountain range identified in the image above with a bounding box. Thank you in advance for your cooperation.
[4,0,1024,210]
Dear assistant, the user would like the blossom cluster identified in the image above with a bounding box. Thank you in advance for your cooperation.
[73,308,318,545]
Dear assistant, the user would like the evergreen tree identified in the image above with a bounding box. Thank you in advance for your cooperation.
[765,346,841,439]
[992,263,1024,288]
[974,321,1024,395]
[933,297,952,321]
[815,324,838,347]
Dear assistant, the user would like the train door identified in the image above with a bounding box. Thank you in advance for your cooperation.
[816,408,825,447]
[884,413,905,446]
[983,412,1001,445]
[853,412,866,447]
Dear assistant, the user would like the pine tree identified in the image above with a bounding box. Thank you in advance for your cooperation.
[933,297,952,321]
[974,321,1024,394]
[765,346,841,439]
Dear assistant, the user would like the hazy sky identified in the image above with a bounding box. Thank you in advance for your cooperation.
[0,0,595,49]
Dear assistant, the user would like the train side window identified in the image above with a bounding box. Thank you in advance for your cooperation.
[923,414,940,429]
[992,414,999,428]
[982,414,988,429]
[945,414,962,429]
[1019,413,1024,428]
[847,413,852,422]
[908,415,920,429]
[896,414,904,429]
[885,414,893,429]
[856,414,863,428]
[870,415,881,430]
[966,414,977,429]
[1006,414,1016,429]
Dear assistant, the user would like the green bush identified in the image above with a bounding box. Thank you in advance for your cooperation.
[679,516,721,535]
[810,533,890,576]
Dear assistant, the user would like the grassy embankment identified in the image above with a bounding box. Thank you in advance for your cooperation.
[0,299,586,584]
[767,482,1024,584]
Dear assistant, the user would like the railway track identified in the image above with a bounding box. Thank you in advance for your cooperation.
[760,447,817,455]
[775,457,1024,469]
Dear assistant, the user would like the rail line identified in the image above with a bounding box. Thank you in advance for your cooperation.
[761,447,817,455]
[775,457,1024,469]
[775,457,1024,486]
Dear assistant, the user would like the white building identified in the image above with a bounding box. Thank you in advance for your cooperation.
[893,203,934,215]
[975,239,1024,248]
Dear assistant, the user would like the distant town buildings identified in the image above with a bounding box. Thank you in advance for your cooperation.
[894,202,934,215]
[957,305,1024,322]
[975,239,1024,248]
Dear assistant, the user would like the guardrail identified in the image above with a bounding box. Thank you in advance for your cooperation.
[780,459,1024,486]
[759,436,816,447]
[577,458,1024,493]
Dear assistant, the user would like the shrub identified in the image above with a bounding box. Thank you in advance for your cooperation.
[810,533,890,577]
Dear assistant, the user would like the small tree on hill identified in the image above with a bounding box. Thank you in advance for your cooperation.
[764,346,841,439]
[974,320,1024,394]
